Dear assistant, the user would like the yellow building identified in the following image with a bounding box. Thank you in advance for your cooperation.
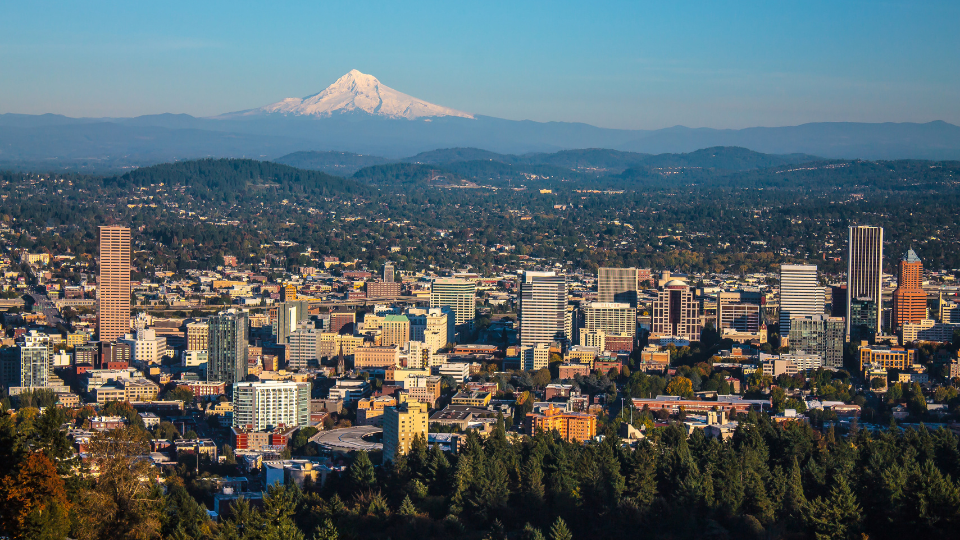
[66,332,90,348]
[451,391,492,407]
[357,396,398,426]
[383,397,429,462]
[281,283,298,302]
[381,315,411,347]
[525,404,597,442]
[858,342,916,371]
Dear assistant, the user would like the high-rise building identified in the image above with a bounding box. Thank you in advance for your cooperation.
[207,310,249,389]
[787,315,845,368]
[519,272,568,346]
[850,298,879,343]
[381,315,411,347]
[598,267,639,307]
[406,307,453,352]
[892,249,926,331]
[275,301,310,345]
[430,278,476,330]
[847,225,884,338]
[232,381,310,431]
[287,324,321,370]
[186,321,209,352]
[651,280,701,341]
[97,226,131,343]
[779,264,823,336]
[717,291,763,334]
[0,346,49,390]
[384,263,395,283]
[583,302,636,337]
[382,398,428,462]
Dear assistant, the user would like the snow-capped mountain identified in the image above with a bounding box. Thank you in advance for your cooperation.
[251,69,474,120]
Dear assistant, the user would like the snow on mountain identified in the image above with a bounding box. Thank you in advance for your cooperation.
[255,70,474,120]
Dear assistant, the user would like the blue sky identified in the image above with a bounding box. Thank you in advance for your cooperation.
[1,1,957,129]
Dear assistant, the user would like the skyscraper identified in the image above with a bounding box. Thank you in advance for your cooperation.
[232,380,310,430]
[779,264,824,336]
[207,310,249,389]
[274,300,310,345]
[519,271,568,346]
[892,249,925,331]
[598,267,639,307]
[430,278,476,333]
[97,226,131,343]
[583,302,637,337]
[651,280,701,341]
[847,225,884,338]
[384,263,395,283]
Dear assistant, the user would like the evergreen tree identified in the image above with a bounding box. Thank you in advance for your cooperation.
[549,517,573,540]
[398,495,418,517]
[313,519,339,540]
[805,475,861,540]
[349,451,376,494]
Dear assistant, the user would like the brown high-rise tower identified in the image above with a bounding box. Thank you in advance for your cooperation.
[98,226,131,343]
[893,249,925,330]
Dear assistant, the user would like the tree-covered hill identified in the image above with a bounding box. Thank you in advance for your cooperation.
[106,158,366,201]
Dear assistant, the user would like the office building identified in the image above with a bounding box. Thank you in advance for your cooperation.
[940,293,960,324]
[847,225,884,338]
[0,346,49,390]
[275,301,310,345]
[233,381,310,431]
[519,272,568,346]
[186,321,209,352]
[830,285,848,318]
[430,278,476,330]
[382,398,429,462]
[118,328,167,366]
[858,343,915,372]
[280,284,298,302]
[329,310,356,334]
[287,325,321,370]
[901,319,958,343]
[651,280,701,341]
[598,267,639,307]
[207,310,249,388]
[787,315,845,368]
[583,302,636,337]
[717,290,763,334]
[97,226,131,343]
[406,307,453,352]
[892,249,926,331]
[850,298,879,343]
[384,263,395,283]
[353,345,400,369]
[525,404,596,442]
[381,315,411,347]
[366,281,401,298]
[779,264,823,336]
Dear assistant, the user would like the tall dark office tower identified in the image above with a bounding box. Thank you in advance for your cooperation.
[207,310,249,390]
[97,226,131,343]
[847,225,883,339]
[519,271,568,346]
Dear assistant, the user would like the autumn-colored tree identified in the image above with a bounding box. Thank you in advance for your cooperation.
[0,452,71,540]
[665,376,694,398]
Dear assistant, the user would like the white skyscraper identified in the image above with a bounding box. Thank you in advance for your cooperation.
[430,278,476,328]
[847,225,884,338]
[779,264,824,336]
[233,381,310,431]
[519,271,568,346]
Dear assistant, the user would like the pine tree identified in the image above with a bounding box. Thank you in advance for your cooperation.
[805,475,861,540]
[783,457,807,520]
[313,518,339,540]
[549,517,573,540]
[349,450,376,494]
[398,495,419,517]
[522,522,546,540]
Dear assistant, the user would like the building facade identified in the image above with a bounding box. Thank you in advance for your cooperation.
[232,381,310,431]
[97,226,131,343]
[207,310,249,389]
[430,278,476,330]
[779,264,823,336]
[583,302,637,337]
[598,267,639,307]
[847,225,884,338]
[519,272,568,347]
[382,399,429,462]
[651,280,701,341]
[892,249,926,331]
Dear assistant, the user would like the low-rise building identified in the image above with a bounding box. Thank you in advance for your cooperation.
[525,404,596,442]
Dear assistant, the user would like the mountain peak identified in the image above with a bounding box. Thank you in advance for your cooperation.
[256,70,473,120]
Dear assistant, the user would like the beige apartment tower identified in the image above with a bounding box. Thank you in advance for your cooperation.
[97,226,131,343]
